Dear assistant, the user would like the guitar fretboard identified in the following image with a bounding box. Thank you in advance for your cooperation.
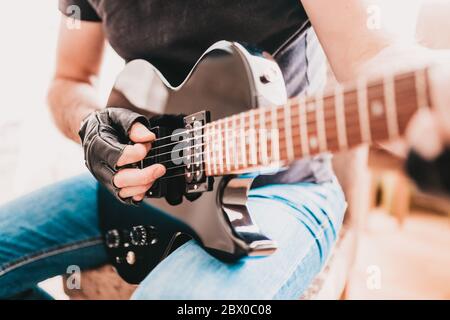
[203,67,432,176]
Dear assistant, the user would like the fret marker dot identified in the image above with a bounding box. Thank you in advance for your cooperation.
[371,101,384,117]
[307,103,315,112]
[309,136,318,149]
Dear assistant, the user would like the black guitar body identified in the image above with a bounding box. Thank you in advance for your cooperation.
[102,41,288,283]
[98,185,193,284]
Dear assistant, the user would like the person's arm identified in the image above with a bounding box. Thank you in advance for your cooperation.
[48,18,165,203]
[301,0,395,81]
[47,19,105,143]
[301,0,450,80]
[301,0,450,195]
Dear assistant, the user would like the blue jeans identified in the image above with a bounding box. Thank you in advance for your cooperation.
[0,174,346,299]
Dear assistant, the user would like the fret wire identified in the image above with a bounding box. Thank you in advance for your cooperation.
[334,84,348,150]
[249,109,258,165]
[224,118,231,171]
[228,118,234,169]
[152,80,418,176]
[149,73,416,150]
[145,82,416,168]
[202,121,414,172]
[214,121,220,175]
[298,94,310,156]
[240,112,248,168]
[205,124,212,176]
[357,77,372,143]
[284,99,295,161]
[384,73,399,138]
[165,119,415,178]
[218,121,224,174]
[203,77,414,137]
[415,68,429,110]
[232,115,239,170]
[150,75,414,171]
[271,104,280,162]
[259,108,269,165]
[211,123,218,175]
[315,90,328,152]
[167,107,418,176]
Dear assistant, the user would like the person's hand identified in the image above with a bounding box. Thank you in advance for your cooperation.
[406,62,450,159]
[148,114,202,205]
[79,108,166,205]
[405,63,450,196]
[405,110,450,196]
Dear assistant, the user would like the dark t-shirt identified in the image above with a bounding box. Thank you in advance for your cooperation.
[59,0,335,183]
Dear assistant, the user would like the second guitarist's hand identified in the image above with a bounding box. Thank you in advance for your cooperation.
[405,63,450,197]
[79,107,166,205]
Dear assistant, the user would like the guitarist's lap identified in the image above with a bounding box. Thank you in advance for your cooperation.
[0,174,345,299]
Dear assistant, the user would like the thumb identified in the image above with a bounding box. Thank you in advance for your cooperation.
[129,122,156,143]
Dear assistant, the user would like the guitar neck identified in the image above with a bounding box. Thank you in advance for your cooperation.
[204,67,432,176]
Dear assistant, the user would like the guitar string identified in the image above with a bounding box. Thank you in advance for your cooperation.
[131,75,421,182]
[139,103,418,171]
[138,101,418,168]
[151,104,419,182]
[143,81,418,160]
[138,84,417,164]
[142,102,417,165]
[145,76,417,146]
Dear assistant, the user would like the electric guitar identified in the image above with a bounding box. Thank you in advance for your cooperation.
[101,40,438,283]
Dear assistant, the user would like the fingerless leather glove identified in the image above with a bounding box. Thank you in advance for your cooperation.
[79,108,149,205]
[79,109,202,206]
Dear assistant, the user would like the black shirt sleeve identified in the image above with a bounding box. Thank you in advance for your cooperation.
[59,0,101,22]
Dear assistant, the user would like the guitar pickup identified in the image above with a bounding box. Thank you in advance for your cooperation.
[142,125,171,198]
[143,111,213,200]
[183,111,214,194]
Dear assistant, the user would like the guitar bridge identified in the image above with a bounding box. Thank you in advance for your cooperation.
[183,111,214,194]
[143,111,213,200]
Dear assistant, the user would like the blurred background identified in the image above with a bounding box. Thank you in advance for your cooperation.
[0,0,448,299]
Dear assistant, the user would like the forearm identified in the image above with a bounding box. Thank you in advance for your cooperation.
[47,78,102,143]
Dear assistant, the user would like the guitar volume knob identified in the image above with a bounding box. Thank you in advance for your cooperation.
[105,229,121,248]
[130,226,148,246]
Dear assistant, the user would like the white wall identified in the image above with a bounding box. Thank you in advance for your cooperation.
[0,1,123,202]
[0,1,124,299]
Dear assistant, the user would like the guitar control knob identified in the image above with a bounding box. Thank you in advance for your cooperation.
[130,226,148,246]
[105,229,120,248]
[126,251,136,265]
[145,226,158,245]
